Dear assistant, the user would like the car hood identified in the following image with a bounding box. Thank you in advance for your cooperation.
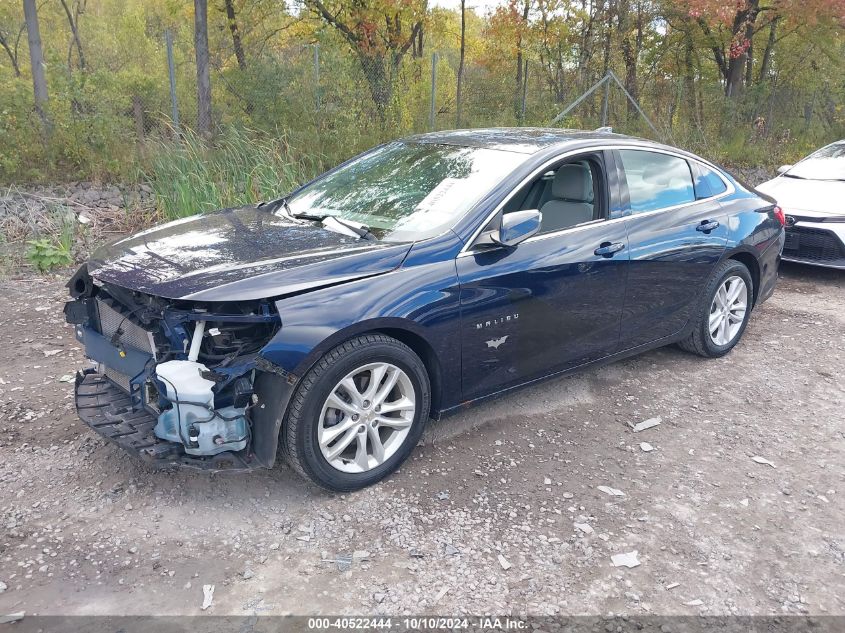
[756,177,845,216]
[87,206,413,302]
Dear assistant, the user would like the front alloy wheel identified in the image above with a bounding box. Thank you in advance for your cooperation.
[282,334,430,491]
[318,363,416,473]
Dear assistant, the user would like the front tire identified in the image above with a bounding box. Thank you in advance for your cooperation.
[678,259,754,358]
[282,334,430,491]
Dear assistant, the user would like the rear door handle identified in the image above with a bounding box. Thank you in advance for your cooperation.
[696,220,720,233]
[594,241,625,257]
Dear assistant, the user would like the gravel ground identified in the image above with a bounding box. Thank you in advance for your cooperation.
[0,262,843,619]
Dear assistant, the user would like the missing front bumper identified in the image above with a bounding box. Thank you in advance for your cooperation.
[75,370,260,472]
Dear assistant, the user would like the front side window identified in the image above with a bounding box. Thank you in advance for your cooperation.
[618,150,695,213]
[287,142,530,242]
[501,154,604,234]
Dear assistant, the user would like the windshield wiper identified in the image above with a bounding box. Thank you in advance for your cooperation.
[291,211,327,221]
[264,203,376,240]
[257,195,297,218]
[322,216,377,241]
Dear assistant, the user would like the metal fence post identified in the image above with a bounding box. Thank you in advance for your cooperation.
[520,59,528,124]
[601,76,610,127]
[165,29,180,133]
[429,52,438,131]
[314,44,321,113]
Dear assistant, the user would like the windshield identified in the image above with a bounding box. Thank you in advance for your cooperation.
[286,142,529,242]
[785,142,845,181]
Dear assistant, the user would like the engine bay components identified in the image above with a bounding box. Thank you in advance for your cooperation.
[153,359,249,456]
[65,271,286,467]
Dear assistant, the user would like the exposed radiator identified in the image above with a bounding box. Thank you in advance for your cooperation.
[103,365,132,393]
[95,299,157,395]
[96,299,156,357]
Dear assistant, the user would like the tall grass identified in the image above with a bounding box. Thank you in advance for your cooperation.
[146,127,319,220]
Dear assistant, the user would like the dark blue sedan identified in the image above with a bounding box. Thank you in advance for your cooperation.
[66,128,785,490]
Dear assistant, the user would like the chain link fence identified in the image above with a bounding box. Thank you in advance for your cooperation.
[122,30,843,152]
[3,21,842,185]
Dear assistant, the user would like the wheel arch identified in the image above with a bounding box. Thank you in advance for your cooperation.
[725,249,761,306]
[263,317,446,417]
[372,326,444,418]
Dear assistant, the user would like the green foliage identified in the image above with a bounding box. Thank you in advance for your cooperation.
[146,127,317,220]
[25,210,76,272]
[0,0,843,188]
[26,237,74,272]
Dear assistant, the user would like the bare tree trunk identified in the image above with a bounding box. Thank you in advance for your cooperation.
[0,30,21,76]
[758,17,778,83]
[601,0,612,77]
[22,0,49,129]
[683,28,697,121]
[133,95,146,147]
[412,24,424,58]
[598,0,612,120]
[224,0,246,70]
[724,0,759,98]
[58,0,86,71]
[744,20,754,88]
[725,53,745,97]
[194,0,212,137]
[618,0,638,119]
[514,0,529,118]
[456,0,465,127]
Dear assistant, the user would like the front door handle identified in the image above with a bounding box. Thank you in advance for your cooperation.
[594,241,625,257]
[696,220,720,233]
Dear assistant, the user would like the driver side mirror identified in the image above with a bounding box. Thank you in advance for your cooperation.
[777,164,792,175]
[492,210,542,247]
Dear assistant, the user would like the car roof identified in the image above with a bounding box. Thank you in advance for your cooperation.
[406,127,636,154]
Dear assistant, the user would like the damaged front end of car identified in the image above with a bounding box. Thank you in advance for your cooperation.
[64,264,290,471]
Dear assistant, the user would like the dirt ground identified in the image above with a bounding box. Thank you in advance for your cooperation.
[0,262,843,620]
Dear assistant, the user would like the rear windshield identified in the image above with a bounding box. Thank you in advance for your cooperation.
[287,142,529,242]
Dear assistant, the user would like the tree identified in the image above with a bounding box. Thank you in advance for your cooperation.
[687,0,845,97]
[618,0,645,118]
[0,19,22,77]
[456,0,465,126]
[223,0,246,70]
[304,0,426,116]
[195,0,212,136]
[58,0,86,71]
[514,0,530,118]
[22,0,48,128]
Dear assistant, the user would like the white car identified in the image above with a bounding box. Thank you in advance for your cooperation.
[756,140,845,269]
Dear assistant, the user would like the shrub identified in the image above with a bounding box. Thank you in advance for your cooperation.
[24,208,77,272]
[145,127,319,221]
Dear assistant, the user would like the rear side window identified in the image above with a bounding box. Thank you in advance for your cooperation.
[692,163,728,199]
[618,150,695,213]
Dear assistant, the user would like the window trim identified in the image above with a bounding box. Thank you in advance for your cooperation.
[458,144,734,257]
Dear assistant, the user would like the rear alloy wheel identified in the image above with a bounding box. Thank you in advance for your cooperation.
[708,276,748,346]
[678,259,754,358]
[282,334,430,491]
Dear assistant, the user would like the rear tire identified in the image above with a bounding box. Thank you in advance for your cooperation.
[282,334,430,491]
[677,259,754,358]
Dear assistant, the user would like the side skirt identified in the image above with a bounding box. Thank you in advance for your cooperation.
[438,330,688,418]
